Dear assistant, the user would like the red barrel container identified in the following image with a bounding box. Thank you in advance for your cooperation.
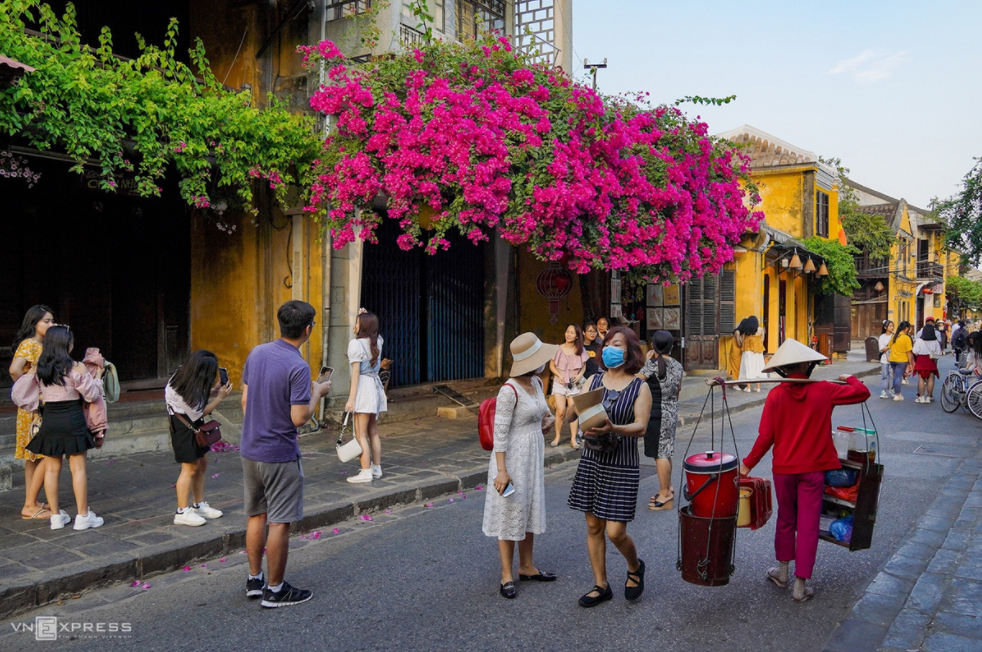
[679,506,737,586]
[683,451,740,518]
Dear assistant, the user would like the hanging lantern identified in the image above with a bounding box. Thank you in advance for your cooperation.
[536,261,574,325]
[789,250,803,269]
[874,281,885,293]
[780,258,789,268]
[803,257,817,273]
[818,263,829,277]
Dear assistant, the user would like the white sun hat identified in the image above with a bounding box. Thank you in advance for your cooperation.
[761,338,828,374]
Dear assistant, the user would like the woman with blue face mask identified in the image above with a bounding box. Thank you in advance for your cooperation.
[565,326,653,608]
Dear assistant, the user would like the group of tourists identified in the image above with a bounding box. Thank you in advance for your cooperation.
[878,317,948,403]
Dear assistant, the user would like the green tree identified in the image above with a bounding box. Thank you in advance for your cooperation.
[946,274,982,313]
[933,158,982,266]
[802,236,861,297]
[821,157,893,261]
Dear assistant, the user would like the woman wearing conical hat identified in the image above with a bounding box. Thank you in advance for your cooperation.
[739,338,870,603]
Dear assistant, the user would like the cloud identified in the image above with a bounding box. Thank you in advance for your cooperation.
[829,50,909,83]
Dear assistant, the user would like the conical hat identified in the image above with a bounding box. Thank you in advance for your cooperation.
[762,338,828,373]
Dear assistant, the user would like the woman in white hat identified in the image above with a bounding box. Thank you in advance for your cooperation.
[739,338,870,603]
[483,333,559,599]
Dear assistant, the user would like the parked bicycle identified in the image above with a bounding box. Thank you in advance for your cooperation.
[939,367,982,419]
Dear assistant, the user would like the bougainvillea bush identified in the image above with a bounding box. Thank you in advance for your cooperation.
[301,34,763,281]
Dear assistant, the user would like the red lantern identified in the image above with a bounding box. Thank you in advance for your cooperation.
[536,261,574,325]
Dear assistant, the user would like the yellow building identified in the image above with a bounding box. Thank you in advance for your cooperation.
[713,126,845,368]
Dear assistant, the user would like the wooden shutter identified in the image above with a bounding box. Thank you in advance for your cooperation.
[687,279,703,335]
[719,269,736,334]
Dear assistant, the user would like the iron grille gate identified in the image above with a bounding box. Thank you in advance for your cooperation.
[360,219,486,388]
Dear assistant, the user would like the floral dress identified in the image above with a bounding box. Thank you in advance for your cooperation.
[13,339,43,461]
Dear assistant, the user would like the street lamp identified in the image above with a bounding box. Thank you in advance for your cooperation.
[583,58,607,92]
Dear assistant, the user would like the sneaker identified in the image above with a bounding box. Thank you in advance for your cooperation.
[246,576,265,599]
[50,510,71,530]
[346,468,374,484]
[73,510,104,530]
[893,394,905,402]
[902,378,909,385]
[174,509,206,527]
[260,581,312,608]
[192,502,223,519]
[879,391,890,399]
[370,464,382,479]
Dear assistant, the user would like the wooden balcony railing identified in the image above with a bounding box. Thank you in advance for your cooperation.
[916,260,944,281]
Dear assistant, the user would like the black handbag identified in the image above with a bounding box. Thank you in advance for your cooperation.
[583,432,622,454]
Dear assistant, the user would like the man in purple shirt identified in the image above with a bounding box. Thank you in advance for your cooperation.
[240,301,330,608]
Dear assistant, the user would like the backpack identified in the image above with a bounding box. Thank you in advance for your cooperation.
[478,382,518,451]
[102,361,120,403]
[953,328,968,350]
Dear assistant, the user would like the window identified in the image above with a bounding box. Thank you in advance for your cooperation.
[326,0,373,22]
[816,190,829,238]
[457,0,506,40]
[403,0,444,34]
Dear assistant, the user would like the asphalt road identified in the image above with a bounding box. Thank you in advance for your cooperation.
[3,358,978,652]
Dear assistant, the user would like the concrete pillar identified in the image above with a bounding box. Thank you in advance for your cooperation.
[553,0,574,74]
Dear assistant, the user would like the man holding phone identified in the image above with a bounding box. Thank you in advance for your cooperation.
[240,300,331,608]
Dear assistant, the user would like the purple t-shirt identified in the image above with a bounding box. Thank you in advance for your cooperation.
[240,339,312,463]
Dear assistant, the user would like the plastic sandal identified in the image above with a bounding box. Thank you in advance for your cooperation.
[767,567,788,588]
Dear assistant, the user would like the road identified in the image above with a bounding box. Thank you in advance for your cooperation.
[3,358,979,652]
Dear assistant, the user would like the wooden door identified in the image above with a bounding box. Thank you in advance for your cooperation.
[833,294,852,352]
[685,274,720,370]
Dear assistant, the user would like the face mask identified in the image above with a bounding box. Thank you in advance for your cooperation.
[602,346,626,369]
[535,364,546,374]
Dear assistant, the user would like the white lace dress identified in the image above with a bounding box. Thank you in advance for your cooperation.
[482,378,548,541]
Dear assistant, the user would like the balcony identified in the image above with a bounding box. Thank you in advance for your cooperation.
[916,260,944,281]
[854,253,888,279]
[400,24,427,47]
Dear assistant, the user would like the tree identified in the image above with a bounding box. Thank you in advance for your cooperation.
[946,275,982,314]
[802,237,861,297]
[933,158,982,265]
[820,157,893,261]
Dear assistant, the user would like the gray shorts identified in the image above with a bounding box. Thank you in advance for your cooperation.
[241,456,304,524]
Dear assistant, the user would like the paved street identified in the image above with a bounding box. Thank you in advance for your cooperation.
[2,357,980,651]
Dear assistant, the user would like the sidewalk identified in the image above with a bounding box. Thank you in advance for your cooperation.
[824,457,982,652]
[0,415,580,620]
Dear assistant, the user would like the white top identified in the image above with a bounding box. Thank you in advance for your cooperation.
[912,338,942,357]
[878,333,893,365]
[165,384,203,421]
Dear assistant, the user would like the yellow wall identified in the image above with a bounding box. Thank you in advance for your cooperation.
[886,206,916,326]
[517,249,586,346]
[756,171,807,237]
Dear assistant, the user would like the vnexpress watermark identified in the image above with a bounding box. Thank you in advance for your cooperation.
[10,616,132,641]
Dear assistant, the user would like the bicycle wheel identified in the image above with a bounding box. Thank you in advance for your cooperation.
[940,373,965,413]
[967,381,982,419]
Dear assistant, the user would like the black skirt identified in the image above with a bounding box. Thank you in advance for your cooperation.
[169,413,211,464]
[26,400,94,457]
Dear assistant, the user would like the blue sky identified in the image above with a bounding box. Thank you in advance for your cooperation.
[570,0,982,207]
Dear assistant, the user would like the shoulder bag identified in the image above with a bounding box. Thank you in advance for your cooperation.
[173,411,223,447]
[336,412,363,462]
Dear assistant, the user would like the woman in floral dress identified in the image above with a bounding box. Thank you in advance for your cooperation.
[9,305,55,519]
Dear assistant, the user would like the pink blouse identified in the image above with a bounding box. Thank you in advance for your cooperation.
[552,347,589,384]
[41,371,103,404]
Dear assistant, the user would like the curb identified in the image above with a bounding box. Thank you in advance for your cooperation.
[0,452,582,621]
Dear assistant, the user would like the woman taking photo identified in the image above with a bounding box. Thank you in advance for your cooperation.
[24,326,104,530]
[10,305,55,520]
[483,333,558,599]
[912,323,942,403]
[345,310,387,484]
[888,321,914,401]
[878,320,895,399]
[166,350,234,526]
[549,324,589,449]
[738,316,767,392]
[639,330,685,511]
[566,326,652,607]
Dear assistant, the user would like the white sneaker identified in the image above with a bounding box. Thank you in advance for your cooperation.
[174,509,206,527]
[879,391,890,399]
[50,510,70,530]
[346,468,374,484]
[192,502,223,519]
[893,394,905,402]
[914,396,924,404]
[73,510,105,530]
[370,465,382,479]
[902,378,909,385]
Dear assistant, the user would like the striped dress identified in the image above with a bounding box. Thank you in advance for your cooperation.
[567,374,643,523]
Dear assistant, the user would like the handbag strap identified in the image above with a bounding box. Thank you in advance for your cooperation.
[172,411,200,434]
[336,411,351,446]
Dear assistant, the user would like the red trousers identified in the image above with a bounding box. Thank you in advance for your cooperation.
[773,471,824,579]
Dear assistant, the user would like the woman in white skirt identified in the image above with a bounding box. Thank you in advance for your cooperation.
[738,316,767,392]
[345,309,387,484]
[484,333,558,599]
[549,324,589,449]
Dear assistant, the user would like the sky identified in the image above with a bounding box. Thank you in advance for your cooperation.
[569,0,982,208]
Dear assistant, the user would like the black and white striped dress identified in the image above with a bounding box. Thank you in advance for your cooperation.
[567,374,643,523]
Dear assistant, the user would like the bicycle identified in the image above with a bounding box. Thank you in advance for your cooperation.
[939,366,982,419]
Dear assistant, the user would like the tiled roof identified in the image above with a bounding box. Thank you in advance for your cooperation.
[716,125,817,169]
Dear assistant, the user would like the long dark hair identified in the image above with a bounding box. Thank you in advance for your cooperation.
[603,326,644,375]
[881,320,893,335]
[738,316,759,336]
[168,350,219,411]
[652,330,675,380]
[921,323,937,341]
[564,324,584,354]
[892,321,911,345]
[356,311,380,366]
[36,325,74,387]
[12,304,54,350]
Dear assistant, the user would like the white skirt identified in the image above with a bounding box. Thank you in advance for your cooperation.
[739,351,768,381]
[353,375,387,415]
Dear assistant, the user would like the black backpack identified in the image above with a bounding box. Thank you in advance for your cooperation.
[953,328,968,350]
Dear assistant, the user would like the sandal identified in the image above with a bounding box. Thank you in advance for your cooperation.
[519,570,557,582]
[499,581,517,599]
[766,567,788,589]
[793,587,815,603]
[22,505,52,520]
[625,559,645,601]
[648,491,674,511]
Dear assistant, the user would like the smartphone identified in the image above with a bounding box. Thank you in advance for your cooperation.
[219,367,229,386]
[318,366,334,383]
[492,475,516,498]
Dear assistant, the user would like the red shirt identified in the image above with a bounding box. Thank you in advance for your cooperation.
[743,375,871,475]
